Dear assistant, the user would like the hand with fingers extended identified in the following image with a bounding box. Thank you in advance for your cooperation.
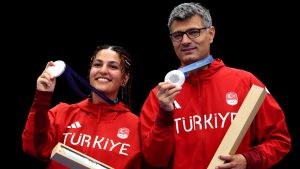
[36,61,57,92]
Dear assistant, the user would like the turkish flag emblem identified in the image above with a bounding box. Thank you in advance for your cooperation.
[117,128,130,139]
[226,92,238,106]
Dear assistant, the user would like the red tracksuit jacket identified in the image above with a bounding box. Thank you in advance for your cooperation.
[140,59,291,169]
[22,91,142,169]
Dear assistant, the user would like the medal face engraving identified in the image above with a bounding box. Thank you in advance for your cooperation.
[164,69,185,86]
[48,60,66,77]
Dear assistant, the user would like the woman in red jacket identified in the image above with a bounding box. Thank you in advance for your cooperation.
[22,44,142,169]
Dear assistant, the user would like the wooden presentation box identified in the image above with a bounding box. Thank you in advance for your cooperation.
[51,142,113,169]
[208,85,267,169]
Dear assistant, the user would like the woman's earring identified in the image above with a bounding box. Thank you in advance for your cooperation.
[121,86,124,100]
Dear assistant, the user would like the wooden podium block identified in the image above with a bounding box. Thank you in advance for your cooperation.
[51,142,113,169]
[207,85,267,169]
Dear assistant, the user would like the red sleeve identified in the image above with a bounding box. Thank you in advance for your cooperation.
[242,147,264,169]
[22,90,54,160]
[140,88,175,167]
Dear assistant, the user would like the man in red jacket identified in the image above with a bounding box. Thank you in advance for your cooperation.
[140,2,291,169]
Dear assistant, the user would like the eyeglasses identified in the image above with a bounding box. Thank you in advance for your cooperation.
[170,27,208,42]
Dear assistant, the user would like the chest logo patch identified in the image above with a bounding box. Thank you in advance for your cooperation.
[117,127,130,139]
[226,92,238,106]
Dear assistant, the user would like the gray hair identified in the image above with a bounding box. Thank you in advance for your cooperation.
[167,2,212,32]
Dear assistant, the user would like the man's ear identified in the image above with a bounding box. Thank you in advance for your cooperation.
[208,26,215,43]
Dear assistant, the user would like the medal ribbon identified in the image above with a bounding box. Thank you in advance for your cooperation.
[178,55,214,76]
[63,65,117,105]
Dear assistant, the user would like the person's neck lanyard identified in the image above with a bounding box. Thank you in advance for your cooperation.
[63,65,117,105]
[179,55,214,75]
[164,55,214,86]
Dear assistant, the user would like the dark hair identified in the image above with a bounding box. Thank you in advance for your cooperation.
[168,2,212,32]
[90,44,133,109]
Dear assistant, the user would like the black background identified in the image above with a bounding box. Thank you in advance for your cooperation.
[4,0,298,168]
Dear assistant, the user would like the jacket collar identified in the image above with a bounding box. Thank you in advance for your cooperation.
[186,58,224,83]
[76,98,130,120]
